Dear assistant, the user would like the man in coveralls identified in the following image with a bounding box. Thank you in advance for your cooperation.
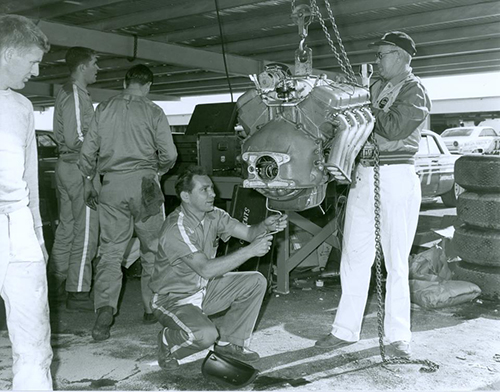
[315,31,431,357]
[49,46,100,311]
[79,64,178,341]
[0,14,53,389]
[149,166,288,369]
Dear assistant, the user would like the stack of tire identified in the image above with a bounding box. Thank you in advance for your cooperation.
[452,154,500,300]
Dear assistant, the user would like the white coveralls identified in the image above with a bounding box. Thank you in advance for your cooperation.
[79,92,177,313]
[330,70,431,344]
[0,89,53,390]
[51,81,99,293]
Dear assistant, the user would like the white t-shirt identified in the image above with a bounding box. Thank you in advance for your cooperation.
[0,89,42,229]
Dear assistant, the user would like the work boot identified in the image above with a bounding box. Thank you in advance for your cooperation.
[386,341,411,358]
[92,306,114,341]
[66,291,94,312]
[214,343,260,362]
[143,312,157,325]
[157,328,179,370]
[315,334,356,350]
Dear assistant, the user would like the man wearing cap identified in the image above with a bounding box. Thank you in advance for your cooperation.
[316,31,431,358]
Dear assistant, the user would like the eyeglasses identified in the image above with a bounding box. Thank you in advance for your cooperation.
[375,50,398,60]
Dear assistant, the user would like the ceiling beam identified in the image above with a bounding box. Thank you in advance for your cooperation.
[35,20,339,82]
[149,1,499,44]
[0,0,59,14]
[22,81,180,103]
[35,20,264,77]
[81,0,273,30]
[20,0,125,19]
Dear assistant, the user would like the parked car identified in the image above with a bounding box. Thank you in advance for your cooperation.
[36,130,59,235]
[440,126,500,154]
[416,129,462,207]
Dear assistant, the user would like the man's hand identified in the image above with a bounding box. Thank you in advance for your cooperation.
[248,233,273,258]
[84,179,99,210]
[264,214,288,234]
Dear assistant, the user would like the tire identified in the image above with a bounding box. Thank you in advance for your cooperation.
[453,225,500,267]
[457,192,500,230]
[450,260,500,300]
[455,155,500,192]
[441,182,464,208]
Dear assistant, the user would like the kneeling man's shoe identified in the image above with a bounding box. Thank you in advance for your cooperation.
[315,334,355,349]
[157,329,179,370]
[387,341,411,358]
[214,343,260,363]
[143,312,157,325]
[92,306,114,341]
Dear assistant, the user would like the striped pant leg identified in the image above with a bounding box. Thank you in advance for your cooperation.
[152,294,218,360]
[60,161,99,293]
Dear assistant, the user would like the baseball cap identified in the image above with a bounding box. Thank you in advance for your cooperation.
[370,31,417,56]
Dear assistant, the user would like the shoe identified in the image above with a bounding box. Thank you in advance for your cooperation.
[66,291,94,312]
[92,306,114,341]
[214,343,260,363]
[387,341,411,358]
[315,334,356,349]
[157,329,179,370]
[143,312,157,325]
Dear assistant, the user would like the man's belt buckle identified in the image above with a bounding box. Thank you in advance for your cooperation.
[360,158,375,167]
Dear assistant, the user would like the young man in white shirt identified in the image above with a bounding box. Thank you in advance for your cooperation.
[0,14,53,390]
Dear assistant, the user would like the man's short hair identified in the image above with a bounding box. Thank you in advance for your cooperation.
[174,166,208,198]
[65,46,97,74]
[0,14,50,54]
[124,64,154,87]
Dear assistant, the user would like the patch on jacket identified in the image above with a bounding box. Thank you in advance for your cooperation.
[378,97,389,109]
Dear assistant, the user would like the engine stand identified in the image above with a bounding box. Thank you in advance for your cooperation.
[275,211,341,294]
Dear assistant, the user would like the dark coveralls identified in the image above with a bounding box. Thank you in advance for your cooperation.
[79,92,177,313]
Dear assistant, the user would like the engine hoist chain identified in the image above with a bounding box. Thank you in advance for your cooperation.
[292,0,358,84]
[371,134,439,373]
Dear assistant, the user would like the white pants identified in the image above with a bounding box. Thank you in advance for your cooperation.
[331,164,421,343]
[0,207,53,390]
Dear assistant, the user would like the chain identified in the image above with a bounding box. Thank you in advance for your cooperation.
[307,0,357,85]
[371,134,439,373]
[322,0,356,82]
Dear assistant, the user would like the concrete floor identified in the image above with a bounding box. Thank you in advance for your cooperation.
[0,199,499,391]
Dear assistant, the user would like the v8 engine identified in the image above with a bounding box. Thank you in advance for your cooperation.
[236,64,375,211]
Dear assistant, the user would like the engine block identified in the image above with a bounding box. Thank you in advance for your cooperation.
[236,66,375,211]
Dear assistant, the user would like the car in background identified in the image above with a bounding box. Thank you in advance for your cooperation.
[440,126,500,154]
[36,130,59,236]
[416,129,462,207]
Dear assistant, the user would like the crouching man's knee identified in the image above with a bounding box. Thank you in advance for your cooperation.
[193,324,219,350]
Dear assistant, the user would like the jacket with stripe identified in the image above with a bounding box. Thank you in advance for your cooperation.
[370,69,431,165]
[53,80,94,162]
[149,205,239,297]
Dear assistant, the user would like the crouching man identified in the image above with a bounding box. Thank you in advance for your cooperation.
[149,166,287,369]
